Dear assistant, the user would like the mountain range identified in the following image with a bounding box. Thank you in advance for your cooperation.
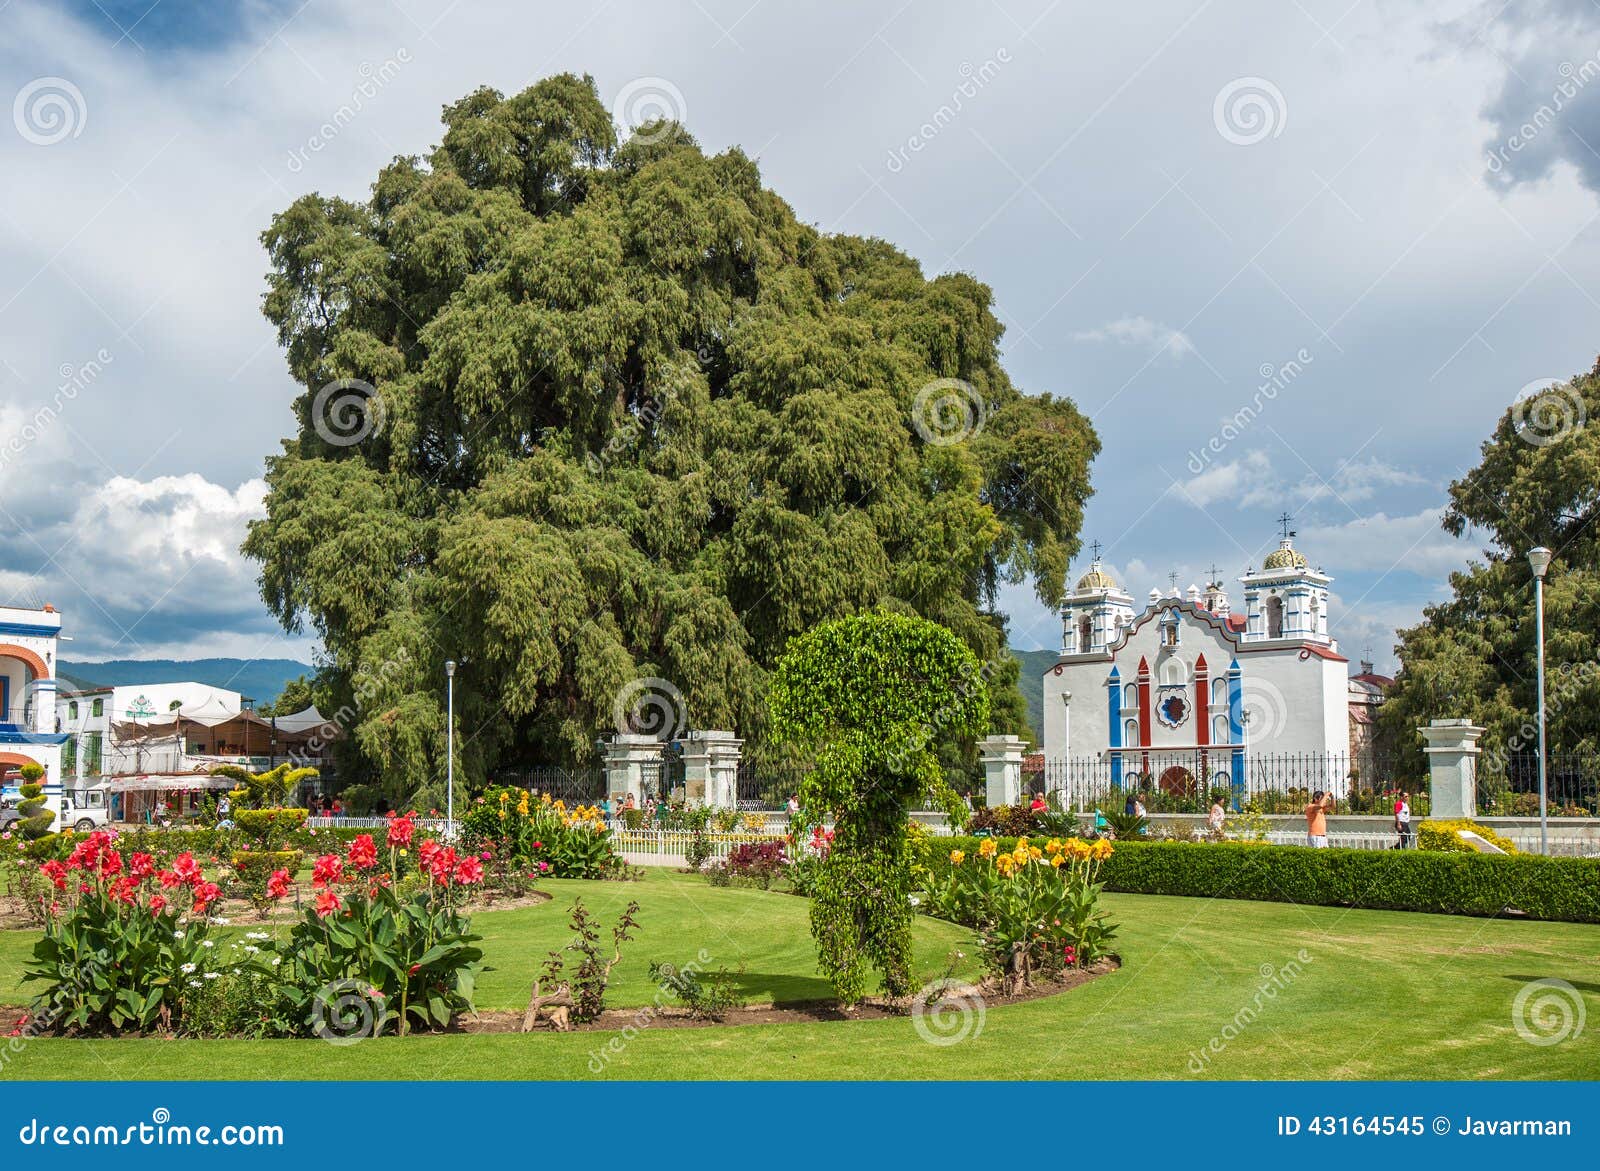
[57,659,314,707]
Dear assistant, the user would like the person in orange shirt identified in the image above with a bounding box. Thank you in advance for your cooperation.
[1305,790,1332,848]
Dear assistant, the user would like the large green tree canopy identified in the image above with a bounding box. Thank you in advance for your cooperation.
[1381,361,1600,767]
[244,74,1097,801]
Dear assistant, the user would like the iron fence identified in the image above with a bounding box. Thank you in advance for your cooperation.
[1038,751,1417,814]
[1476,751,1600,817]
[489,765,607,805]
[735,760,811,809]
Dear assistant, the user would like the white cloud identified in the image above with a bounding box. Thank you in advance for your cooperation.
[1299,509,1472,578]
[1171,450,1278,508]
[1073,315,1196,360]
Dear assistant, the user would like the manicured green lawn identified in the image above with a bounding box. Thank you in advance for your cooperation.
[1,871,1594,1080]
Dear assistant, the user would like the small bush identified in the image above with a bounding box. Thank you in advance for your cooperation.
[1417,819,1519,854]
[649,960,746,1020]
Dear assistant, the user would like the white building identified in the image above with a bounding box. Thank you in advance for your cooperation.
[1041,536,1348,798]
[56,682,244,786]
[0,602,68,815]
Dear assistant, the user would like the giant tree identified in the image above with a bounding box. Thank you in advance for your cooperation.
[244,74,1096,803]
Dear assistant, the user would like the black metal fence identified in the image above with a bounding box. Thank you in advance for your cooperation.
[1477,752,1600,817]
[1037,751,1420,815]
[489,765,607,804]
[735,760,811,809]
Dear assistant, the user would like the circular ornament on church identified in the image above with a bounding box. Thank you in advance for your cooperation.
[1156,691,1191,729]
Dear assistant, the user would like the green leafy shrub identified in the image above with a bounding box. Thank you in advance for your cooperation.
[968,803,1043,836]
[769,612,990,1005]
[649,959,746,1020]
[523,898,641,1030]
[922,836,1599,923]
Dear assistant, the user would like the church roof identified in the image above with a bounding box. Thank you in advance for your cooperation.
[1262,537,1308,570]
[1075,559,1119,590]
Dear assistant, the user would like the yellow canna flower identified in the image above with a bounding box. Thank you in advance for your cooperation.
[949,849,965,865]
[1028,846,1043,861]
[1045,838,1061,856]
[978,839,998,858]
[1050,854,1065,868]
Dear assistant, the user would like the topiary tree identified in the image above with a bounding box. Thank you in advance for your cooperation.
[210,762,318,916]
[768,612,989,1004]
[15,762,54,839]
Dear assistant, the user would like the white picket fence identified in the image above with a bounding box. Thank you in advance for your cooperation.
[613,829,785,865]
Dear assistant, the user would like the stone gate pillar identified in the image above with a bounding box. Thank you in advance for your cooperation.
[682,730,743,809]
[605,733,661,807]
[1420,719,1485,819]
[978,734,1026,808]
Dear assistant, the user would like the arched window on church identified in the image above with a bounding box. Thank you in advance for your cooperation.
[1212,677,1229,706]
[1212,714,1230,744]
[1078,615,1093,653]
[1124,718,1139,747]
[1160,658,1186,686]
[1265,595,1284,639]
[1122,683,1138,710]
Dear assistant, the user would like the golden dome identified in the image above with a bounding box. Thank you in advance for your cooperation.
[1076,561,1118,590]
[1262,540,1308,571]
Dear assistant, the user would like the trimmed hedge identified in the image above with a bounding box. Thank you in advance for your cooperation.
[921,836,1600,924]
[1417,819,1519,854]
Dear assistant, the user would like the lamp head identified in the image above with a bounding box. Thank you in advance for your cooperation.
[445,660,456,677]
[1528,547,1553,579]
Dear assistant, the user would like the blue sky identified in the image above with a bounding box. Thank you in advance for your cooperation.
[1,1,1597,669]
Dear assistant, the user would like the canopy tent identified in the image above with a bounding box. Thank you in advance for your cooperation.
[110,702,340,759]
[102,773,238,792]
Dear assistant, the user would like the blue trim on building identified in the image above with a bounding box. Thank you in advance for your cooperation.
[1106,666,1123,788]
[0,621,60,639]
[0,730,69,746]
[1228,660,1245,809]
[0,676,8,723]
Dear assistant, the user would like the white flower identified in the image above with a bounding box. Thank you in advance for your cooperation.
[201,940,215,949]
[243,945,259,954]
[908,895,921,906]
[232,967,241,975]
[271,957,282,967]
[187,980,201,988]
[245,931,270,941]
[180,962,196,974]
[203,971,221,980]
[210,917,230,926]
[173,931,186,940]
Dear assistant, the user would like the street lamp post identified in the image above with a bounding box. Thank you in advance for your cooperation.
[445,660,456,840]
[1527,548,1553,856]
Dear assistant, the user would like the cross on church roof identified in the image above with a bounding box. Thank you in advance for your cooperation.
[1166,571,1179,590]
[1277,511,1294,540]
[1206,563,1222,585]
[1089,539,1103,560]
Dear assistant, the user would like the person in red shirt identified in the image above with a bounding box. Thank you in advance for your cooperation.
[1029,793,1048,813]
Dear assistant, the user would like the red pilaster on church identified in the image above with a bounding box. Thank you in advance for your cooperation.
[1136,655,1152,774]
[1194,654,1210,748]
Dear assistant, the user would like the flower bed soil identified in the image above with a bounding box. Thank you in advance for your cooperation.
[0,959,1117,1039]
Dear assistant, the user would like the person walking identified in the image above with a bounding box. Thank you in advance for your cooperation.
[1394,791,1413,849]
[1305,790,1332,848]
[1207,797,1226,837]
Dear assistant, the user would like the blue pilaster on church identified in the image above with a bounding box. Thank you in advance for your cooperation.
[1106,666,1122,787]
[1228,661,1245,809]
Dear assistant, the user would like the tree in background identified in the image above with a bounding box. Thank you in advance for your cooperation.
[258,674,316,718]
[1382,361,1600,770]
[243,74,1094,806]
[15,762,53,839]
[768,612,989,1004]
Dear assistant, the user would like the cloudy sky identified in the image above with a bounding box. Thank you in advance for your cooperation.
[1,0,1597,670]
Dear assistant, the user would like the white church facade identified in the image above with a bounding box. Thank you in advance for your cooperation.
[1041,536,1348,798]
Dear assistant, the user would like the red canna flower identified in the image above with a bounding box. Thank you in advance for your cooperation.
[190,881,222,915]
[108,875,139,905]
[347,834,378,870]
[453,856,484,885]
[311,854,343,889]
[314,890,341,918]
[428,846,458,882]
[148,894,167,913]
[38,860,67,890]
[171,853,202,885]
[418,838,441,870]
[386,811,416,848]
[266,869,292,900]
[157,870,182,889]
[98,850,123,879]
[129,853,155,880]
